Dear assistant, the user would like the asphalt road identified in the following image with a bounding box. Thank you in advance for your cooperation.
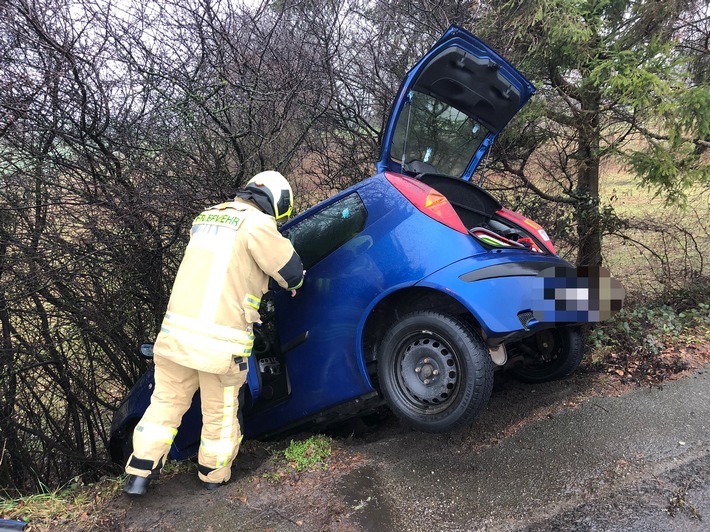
[351,366,710,531]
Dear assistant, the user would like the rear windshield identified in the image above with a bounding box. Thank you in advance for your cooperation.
[389,90,489,178]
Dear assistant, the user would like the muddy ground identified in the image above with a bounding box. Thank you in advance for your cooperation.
[55,350,710,531]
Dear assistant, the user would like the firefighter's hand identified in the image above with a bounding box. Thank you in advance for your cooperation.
[290,270,306,297]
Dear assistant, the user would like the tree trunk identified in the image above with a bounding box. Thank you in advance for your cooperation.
[575,91,603,267]
[575,162,603,266]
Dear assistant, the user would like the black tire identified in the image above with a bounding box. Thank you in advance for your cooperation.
[511,326,584,383]
[378,311,494,432]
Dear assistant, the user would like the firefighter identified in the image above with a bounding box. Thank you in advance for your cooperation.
[124,171,304,495]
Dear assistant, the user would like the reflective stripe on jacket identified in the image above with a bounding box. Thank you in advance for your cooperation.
[154,198,304,374]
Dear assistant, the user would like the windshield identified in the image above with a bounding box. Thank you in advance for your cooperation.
[389,90,489,178]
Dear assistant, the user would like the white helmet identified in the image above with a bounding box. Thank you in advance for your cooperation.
[245,171,294,220]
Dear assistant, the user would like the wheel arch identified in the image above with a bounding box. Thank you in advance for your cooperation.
[361,286,484,365]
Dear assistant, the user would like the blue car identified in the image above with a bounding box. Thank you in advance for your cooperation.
[110,26,623,463]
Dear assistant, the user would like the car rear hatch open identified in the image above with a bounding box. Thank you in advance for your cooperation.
[376,25,535,181]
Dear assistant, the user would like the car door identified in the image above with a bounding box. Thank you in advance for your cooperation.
[243,191,380,437]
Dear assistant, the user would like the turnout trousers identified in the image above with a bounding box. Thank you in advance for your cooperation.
[124,353,248,484]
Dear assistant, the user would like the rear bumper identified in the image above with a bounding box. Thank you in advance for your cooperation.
[417,256,624,344]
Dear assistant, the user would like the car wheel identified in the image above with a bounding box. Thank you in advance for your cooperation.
[511,326,584,383]
[378,311,494,432]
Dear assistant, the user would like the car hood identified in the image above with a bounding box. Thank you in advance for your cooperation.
[376,25,535,181]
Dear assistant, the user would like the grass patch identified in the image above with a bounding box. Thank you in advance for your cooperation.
[0,459,197,529]
[283,435,332,472]
[259,435,333,482]
[0,477,123,527]
[600,168,710,296]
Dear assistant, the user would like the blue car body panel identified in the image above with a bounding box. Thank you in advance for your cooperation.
[243,173,487,437]
[415,253,573,339]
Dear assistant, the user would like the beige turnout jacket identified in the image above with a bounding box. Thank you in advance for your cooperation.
[153,198,304,374]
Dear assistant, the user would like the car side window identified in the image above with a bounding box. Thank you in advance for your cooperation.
[283,194,367,270]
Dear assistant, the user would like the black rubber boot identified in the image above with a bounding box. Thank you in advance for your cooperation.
[124,474,151,496]
[203,481,225,491]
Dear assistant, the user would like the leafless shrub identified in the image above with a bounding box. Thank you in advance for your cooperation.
[0,0,342,492]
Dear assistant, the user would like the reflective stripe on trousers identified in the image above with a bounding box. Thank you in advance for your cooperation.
[135,422,178,446]
[196,364,248,483]
[199,385,236,468]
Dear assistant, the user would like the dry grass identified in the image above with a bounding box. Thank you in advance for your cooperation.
[599,163,710,298]
[0,461,195,530]
[0,478,123,529]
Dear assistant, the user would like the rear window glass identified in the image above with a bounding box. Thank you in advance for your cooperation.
[283,193,367,269]
[390,90,489,177]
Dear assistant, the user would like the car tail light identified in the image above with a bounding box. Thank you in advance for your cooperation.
[385,172,468,234]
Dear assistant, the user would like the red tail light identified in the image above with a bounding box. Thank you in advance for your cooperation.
[385,172,468,234]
